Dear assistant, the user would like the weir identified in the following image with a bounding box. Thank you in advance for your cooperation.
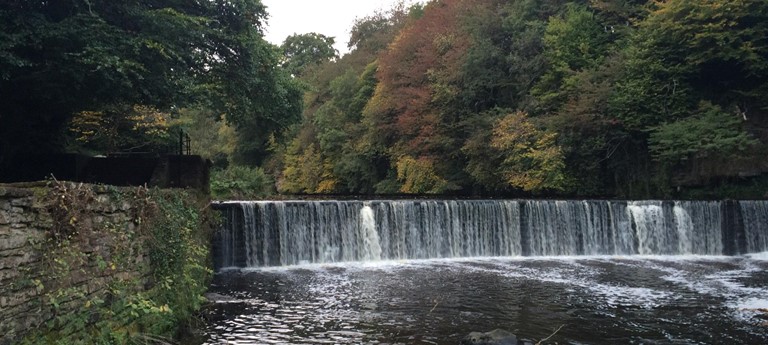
[212,200,768,268]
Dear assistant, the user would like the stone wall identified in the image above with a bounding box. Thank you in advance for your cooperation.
[0,183,151,344]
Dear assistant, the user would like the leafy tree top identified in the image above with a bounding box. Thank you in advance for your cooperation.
[281,33,338,77]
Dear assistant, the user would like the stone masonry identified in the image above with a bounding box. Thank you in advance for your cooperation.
[0,183,150,344]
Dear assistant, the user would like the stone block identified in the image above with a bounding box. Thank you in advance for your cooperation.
[33,216,53,229]
[0,236,28,251]
[12,214,29,225]
[0,251,41,269]
[0,328,17,345]
[11,198,32,208]
[0,267,20,281]
[96,194,110,204]
[1,288,39,308]
[0,212,8,225]
[0,187,33,198]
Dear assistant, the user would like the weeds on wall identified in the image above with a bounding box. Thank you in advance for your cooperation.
[20,181,211,344]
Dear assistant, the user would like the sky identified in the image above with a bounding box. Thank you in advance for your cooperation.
[261,0,418,55]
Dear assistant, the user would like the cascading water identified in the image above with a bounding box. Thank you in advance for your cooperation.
[740,200,768,253]
[626,202,669,255]
[359,205,382,261]
[673,203,693,254]
[212,199,768,268]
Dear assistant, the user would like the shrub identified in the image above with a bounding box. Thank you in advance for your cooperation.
[210,165,275,200]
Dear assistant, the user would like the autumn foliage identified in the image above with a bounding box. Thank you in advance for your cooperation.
[276,0,768,198]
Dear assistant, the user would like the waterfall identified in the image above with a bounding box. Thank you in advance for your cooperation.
[627,202,669,254]
[740,201,768,253]
[673,203,693,255]
[360,205,382,261]
[212,199,768,268]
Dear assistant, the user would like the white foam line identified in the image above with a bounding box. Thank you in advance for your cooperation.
[229,255,752,273]
[744,251,768,261]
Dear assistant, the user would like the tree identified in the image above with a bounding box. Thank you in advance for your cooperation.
[272,0,768,197]
[396,156,450,194]
[490,111,566,192]
[280,33,338,77]
[348,2,416,53]
[464,110,566,193]
[650,102,759,163]
[272,2,415,195]
[0,0,302,169]
[68,104,176,154]
[365,0,478,188]
[175,108,238,169]
[532,2,611,113]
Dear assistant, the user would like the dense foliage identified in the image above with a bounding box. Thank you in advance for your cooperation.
[3,0,766,199]
[0,0,302,167]
[211,165,275,199]
[274,0,768,198]
[280,33,339,77]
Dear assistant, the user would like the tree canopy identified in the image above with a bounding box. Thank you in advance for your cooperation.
[280,33,338,77]
[273,0,768,198]
[0,0,302,167]
[4,0,767,198]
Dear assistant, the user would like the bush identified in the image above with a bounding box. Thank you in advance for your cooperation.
[210,165,275,200]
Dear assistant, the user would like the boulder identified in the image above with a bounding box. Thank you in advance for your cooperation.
[203,292,238,303]
[461,329,522,345]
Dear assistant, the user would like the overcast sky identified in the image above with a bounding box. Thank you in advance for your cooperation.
[261,0,418,55]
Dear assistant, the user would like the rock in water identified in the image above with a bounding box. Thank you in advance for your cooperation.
[204,292,238,303]
[460,329,518,345]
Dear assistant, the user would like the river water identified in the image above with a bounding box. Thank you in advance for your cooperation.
[199,200,768,344]
[198,255,768,344]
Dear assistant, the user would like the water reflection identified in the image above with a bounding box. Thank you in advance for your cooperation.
[198,257,768,344]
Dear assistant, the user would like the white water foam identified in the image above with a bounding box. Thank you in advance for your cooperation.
[360,205,382,261]
[673,204,693,254]
[745,251,768,261]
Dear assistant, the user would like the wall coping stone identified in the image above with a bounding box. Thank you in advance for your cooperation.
[0,187,33,198]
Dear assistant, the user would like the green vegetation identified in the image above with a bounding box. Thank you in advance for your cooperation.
[2,0,767,199]
[270,0,768,198]
[0,0,303,167]
[211,165,275,200]
[281,33,339,77]
[20,183,211,344]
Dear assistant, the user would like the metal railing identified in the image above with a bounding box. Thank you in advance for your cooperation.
[179,129,191,155]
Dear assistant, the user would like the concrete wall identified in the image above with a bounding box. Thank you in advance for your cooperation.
[0,183,150,344]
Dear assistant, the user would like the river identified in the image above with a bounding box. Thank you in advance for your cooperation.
[197,200,768,344]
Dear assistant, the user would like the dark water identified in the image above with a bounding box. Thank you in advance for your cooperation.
[198,255,768,344]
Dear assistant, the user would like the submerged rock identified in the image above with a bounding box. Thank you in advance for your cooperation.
[460,329,520,345]
[203,292,238,303]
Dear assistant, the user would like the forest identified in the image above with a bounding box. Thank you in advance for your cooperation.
[2,0,767,199]
[273,0,768,199]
